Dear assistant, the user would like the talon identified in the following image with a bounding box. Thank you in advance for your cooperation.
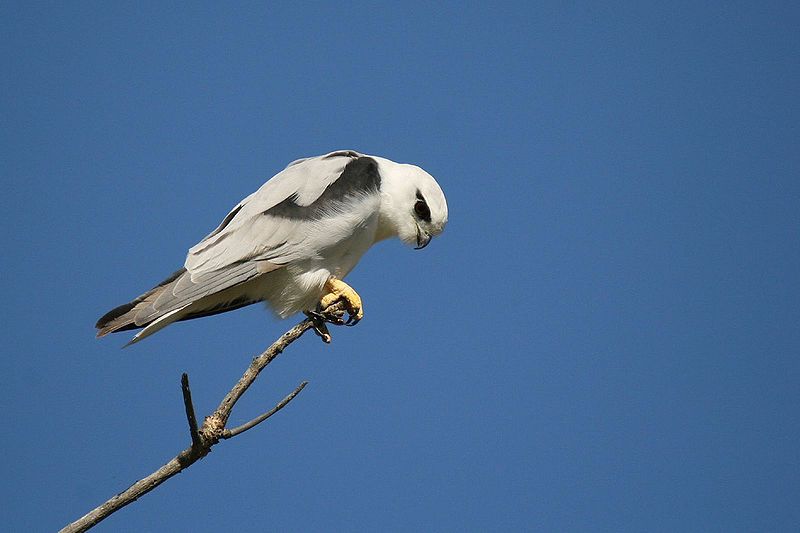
[319,276,364,325]
[345,308,361,326]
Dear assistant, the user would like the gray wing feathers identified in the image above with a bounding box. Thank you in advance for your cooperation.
[133,261,267,325]
[185,215,306,273]
[184,151,372,279]
[185,151,360,273]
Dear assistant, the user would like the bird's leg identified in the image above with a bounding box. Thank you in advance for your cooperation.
[319,276,363,326]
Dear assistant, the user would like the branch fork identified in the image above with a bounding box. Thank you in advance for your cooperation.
[61,301,349,533]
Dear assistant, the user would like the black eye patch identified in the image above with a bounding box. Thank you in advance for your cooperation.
[414,190,431,222]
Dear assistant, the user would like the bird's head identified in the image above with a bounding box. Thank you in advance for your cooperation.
[375,159,448,249]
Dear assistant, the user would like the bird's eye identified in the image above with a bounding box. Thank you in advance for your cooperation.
[414,200,431,222]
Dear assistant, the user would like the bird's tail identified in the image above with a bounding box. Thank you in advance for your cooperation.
[96,266,264,345]
[95,268,187,340]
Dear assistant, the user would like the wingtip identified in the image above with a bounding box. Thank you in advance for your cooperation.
[96,323,120,339]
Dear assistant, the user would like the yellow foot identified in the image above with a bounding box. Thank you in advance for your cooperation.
[319,276,364,326]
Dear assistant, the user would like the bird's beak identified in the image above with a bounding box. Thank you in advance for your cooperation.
[414,226,432,250]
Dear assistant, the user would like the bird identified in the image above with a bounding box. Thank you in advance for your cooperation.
[96,150,448,345]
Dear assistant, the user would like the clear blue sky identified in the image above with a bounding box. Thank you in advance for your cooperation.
[2,2,799,531]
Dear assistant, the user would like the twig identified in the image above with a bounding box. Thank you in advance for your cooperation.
[223,381,308,439]
[60,301,348,533]
[181,373,201,449]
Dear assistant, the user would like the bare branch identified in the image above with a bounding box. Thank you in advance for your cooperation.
[59,446,194,533]
[223,381,308,439]
[60,301,348,533]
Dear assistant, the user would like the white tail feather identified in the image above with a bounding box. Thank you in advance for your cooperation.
[123,304,193,347]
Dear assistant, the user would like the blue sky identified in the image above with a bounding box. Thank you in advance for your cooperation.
[2,2,799,531]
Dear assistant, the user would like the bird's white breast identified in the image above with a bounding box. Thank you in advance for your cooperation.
[249,195,381,317]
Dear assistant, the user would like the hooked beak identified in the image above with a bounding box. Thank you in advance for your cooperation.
[414,225,432,250]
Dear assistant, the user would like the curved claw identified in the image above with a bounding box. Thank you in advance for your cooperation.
[345,308,362,326]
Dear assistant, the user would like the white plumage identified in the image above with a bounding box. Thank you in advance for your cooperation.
[96,150,448,344]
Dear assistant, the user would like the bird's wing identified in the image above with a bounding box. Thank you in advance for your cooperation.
[168,150,382,317]
[97,151,383,342]
[184,150,381,276]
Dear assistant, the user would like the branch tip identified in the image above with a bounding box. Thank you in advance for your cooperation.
[181,373,201,448]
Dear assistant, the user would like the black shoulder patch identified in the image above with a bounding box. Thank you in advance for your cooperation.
[266,156,381,219]
[325,156,381,200]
